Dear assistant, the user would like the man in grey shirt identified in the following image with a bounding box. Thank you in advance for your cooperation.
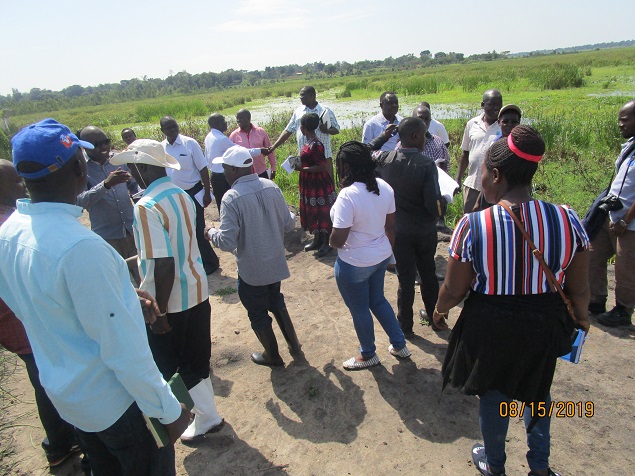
[77,126,140,259]
[207,145,300,367]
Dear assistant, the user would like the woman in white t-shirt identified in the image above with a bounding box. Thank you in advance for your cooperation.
[330,141,410,370]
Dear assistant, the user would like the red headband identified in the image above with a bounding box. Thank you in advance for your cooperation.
[507,135,542,162]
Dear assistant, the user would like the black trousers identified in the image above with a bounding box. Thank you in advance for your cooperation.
[393,230,439,333]
[185,183,219,273]
[210,172,231,214]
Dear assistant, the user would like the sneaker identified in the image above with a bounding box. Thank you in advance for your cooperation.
[45,444,81,468]
[472,443,506,476]
[597,305,632,327]
[388,344,411,358]
[342,354,380,370]
[528,469,561,476]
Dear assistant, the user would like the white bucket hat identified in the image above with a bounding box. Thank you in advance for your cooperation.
[111,139,181,169]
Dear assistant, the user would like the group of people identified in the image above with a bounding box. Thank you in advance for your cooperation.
[0,83,633,476]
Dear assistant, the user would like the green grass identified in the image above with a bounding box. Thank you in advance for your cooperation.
[215,286,237,296]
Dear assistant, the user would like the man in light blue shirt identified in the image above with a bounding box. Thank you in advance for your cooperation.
[362,91,402,152]
[0,119,190,475]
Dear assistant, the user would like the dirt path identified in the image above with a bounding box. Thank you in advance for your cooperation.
[3,209,635,475]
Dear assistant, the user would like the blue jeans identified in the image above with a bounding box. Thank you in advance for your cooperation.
[334,256,406,359]
[480,390,552,474]
[75,403,175,476]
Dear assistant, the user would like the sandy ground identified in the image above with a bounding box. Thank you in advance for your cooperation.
[3,206,635,476]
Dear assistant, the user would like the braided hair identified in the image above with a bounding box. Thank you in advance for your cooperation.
[485,125,545,187]
[336,141,380,195]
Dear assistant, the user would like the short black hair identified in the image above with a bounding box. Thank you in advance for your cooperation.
[302,86,316,96]
[380,91,397,104]
[300,113,319,131]
[398,117,426,141]
[121,128,136,136]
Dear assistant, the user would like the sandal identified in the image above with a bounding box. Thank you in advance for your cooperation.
[388,344,411,358]
[342,355,380,370]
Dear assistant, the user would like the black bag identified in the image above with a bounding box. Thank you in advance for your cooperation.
[582,188,610,241]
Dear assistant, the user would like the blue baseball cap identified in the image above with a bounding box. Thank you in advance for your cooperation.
[11,118,94,179]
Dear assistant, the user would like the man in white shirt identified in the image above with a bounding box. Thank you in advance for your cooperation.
[268,86,340,178]
[160,116,219,274]
[362,92,402,152]
[420,101,450,147]
[455,90,503,213]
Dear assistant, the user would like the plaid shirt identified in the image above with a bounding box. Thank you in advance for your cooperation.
[0,204,31,354]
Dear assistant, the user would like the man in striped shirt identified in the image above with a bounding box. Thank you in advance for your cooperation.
[112,140,224,443]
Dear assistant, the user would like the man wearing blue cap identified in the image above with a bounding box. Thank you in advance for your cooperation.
[0,119,190,475]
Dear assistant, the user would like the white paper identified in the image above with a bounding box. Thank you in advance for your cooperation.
[194,189,213,208]
[437,167,460,204]
[320,109,330,129]
[281,157,296,174]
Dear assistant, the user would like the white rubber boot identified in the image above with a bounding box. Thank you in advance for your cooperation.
[180,377,224,442]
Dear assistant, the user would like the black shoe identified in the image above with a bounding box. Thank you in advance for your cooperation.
[528,469,561,476]
[597,305,632,327]
[588,301,606,315]
[304,232,322,252]
[472,443,506,476]
[44,443,81,468]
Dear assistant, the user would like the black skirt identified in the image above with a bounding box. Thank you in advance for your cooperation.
[442,291,574,403]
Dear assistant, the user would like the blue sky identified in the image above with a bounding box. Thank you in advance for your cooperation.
[0,0,631,96]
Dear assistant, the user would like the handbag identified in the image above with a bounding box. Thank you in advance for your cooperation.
[498,202,577,324]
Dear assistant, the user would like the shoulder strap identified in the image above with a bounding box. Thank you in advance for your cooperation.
[498,202,575,319]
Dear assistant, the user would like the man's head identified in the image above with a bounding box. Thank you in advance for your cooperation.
[235,110,251,131]
[160,116,179,143]
[121,128,137,146]
[79,126,111,164]
[497,104,522,138]
[398,117,427,150]
[380,92,399,121]
[420,101,431,110]
[300,86,317,107]
[482,89,503,123]
[413,105,432,129]
[11,119,92,203]
[110,139,180,188]
[618,100,635,139]
[212,145,253,185]
[208,113,228,133]
[0,159,27,206]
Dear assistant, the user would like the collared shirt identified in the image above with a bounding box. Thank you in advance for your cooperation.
[285,103,340,158]
[210,174,294,286]
[0,204,31,355]
[461,114,502,191]
[424,132,451,172]
[204,128,236,174]
[134,176,206,313]
[162,134,207,191]
[229,124,276,175]
[76,154,139,240]
[373,148,441,235]
[0,200,181,432]
[429,119,450,144]
[609,137,635,230]
[362,112,403,151]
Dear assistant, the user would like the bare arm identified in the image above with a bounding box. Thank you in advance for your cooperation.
[433,257,475,329]
[330,227,350,249]
[199,167,212,208]
[610,200,635,236]
[150,257,175,334]
[456,150,469,185]
[270,130,293,151]
[563,250,591,333]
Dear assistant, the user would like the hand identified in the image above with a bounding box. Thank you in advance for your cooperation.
[205,226,217,241]
[432,310,449,331]
[261,147,271,156]
[165,404,193,445]
[270,170,276,180]
[104,168,131,189]
[136,289,161,325]
[576,315,591,334]
[151,315,171,335]
[294,164,303,172]
[318,123,329,134]
[202,191,212,208]
[382,124,398,139]
[609,219,628,237]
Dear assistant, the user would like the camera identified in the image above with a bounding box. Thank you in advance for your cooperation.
[598,194,623,213]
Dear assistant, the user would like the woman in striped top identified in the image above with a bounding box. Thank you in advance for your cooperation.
[433,126,590,476]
